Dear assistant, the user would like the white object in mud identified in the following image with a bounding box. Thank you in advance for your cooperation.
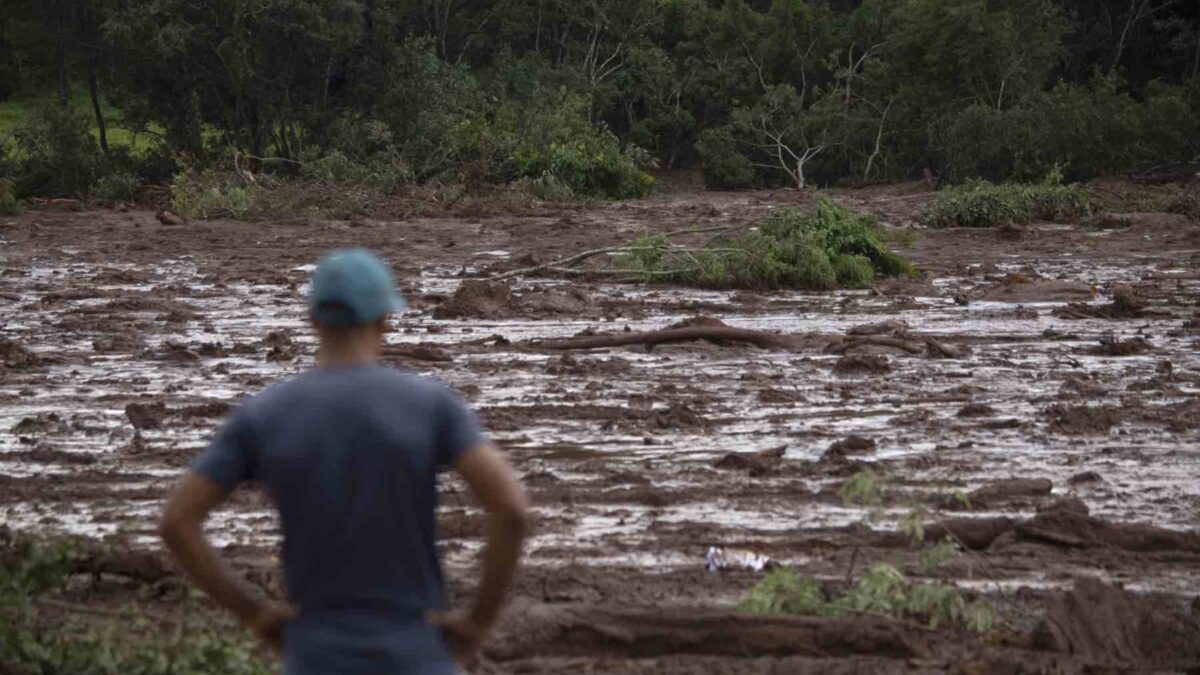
[705,546,771,573]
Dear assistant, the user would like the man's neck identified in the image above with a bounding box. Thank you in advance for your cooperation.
[313,320,385,368]
[316,349,378,368]
[315,335,381,368]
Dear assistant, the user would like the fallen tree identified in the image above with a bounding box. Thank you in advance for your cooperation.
[488,198,915,290]
[487,224,745,282]
[531,325,830,351]
[526,320,965,357]
[486,601,934,661]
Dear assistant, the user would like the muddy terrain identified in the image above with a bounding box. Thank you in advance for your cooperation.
[2,184,1200,672]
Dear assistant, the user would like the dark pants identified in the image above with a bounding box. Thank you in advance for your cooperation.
[283,610,458,675]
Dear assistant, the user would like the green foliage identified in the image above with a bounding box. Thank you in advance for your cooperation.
[0,178,19,215]
[171,167,250,220]
[451,86,654,199]
[739,568,827,616]
[934,75,1200,183]
[739,564,995,633]
[0,528,84,598]
[91,170,141,203]
[700,84,842,190]
[932,104,1055,183]
[299,150,411,195]
[839,469,885,510]
[695,129,756,190]
[297,113,417,196]
[6,0,1200,201]
[513,171,577,202]
[759,201,916,278]
[918,538,960,575]
[545,135,655,199]
[0,527,270,675]
[923,176,1090,227]
[613,198,913,289]
[1,618,271,675]
[172,159,380,221]
[8,103,101,196]
[876,226,919,250]
[611,234,672,275]
[898,504,928,545]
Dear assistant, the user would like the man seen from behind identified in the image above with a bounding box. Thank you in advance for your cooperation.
[160,248,530,673]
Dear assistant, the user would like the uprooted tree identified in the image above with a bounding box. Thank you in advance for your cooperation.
[491,197,915,290]
[610,197,914,289]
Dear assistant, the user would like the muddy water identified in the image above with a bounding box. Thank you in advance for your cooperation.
[2,207,1199,618]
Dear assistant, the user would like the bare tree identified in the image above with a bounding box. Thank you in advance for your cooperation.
[861,96,895,182]
[734,84,837,190]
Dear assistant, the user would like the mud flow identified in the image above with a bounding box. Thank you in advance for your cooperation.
[2,188,1199,672]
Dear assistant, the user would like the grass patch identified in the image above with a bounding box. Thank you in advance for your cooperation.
[740,564,994,633]
[613,196,915,289]
[1,527,270,675]
[923,176,1090,227]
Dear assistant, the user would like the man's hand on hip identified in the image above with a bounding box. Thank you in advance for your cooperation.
[429,610,490,663]
[245,600,298,653]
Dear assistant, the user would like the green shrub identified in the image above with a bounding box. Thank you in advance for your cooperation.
[924,175,1090,227]
[9,104,101,197]
[448,87,654,199]
[546,138,655,199]
[300,149,412,195]
[172,164,377,222]
[1,528,270,675]
[740,568,827,615]
[934,77,1200,183]
[514,171,576,201]
[91,171,141,203]
[838,468,885,510]
[695,129,756,190]
[758,199,916,279]
[611,197,913,289]
[739,564,994,633]
[932,104,1054,183]
[0,178,19,215]
[832,254,875,288]
[171,166,250,219]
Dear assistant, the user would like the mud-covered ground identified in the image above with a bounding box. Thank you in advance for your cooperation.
[2,183,1200,672]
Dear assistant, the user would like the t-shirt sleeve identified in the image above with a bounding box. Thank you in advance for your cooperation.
[436,388,486,467]
[191,406,258,491]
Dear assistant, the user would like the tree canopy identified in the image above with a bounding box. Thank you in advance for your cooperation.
[1,0,1197,197]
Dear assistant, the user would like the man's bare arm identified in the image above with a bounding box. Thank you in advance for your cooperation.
[434,441,530,657]
[160,473,293,649]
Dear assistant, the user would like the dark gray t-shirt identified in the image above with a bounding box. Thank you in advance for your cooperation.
[193,364,484,616]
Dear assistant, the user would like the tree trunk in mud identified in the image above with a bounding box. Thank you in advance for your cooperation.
[532,326,830,351]
[486,602,934,661]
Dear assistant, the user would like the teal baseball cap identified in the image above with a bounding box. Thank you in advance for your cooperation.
[308,248,407,327]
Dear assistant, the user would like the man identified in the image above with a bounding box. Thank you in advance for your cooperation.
[160,248,530,673]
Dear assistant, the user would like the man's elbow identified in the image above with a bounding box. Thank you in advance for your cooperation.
[158,508,191,551]
[495,493,533,538]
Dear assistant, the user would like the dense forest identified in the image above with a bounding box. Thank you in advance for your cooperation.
[1,0,1198,202]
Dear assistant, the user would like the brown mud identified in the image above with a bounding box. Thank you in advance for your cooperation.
[2,182,1199,672]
